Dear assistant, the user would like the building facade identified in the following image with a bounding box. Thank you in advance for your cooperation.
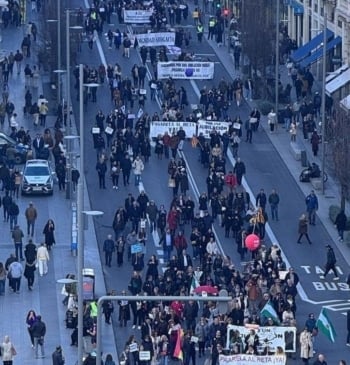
[287,0,350,65]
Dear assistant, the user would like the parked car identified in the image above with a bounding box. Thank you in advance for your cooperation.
[0,132,30,164]
[21,159,55,196]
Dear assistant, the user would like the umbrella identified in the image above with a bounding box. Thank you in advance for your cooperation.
[193,285,219,295]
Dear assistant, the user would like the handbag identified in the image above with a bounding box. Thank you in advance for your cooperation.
[168,178,175,188]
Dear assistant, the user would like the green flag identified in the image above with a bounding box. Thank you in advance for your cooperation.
[260,300,280,325]
[317,307,336,343]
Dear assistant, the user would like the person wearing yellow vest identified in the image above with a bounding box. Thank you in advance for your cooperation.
[89,300,98,318]
[197,23,204,43]
[208,17,216,40]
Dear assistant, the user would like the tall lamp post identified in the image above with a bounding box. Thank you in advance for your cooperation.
[275,0,280,115]
[321,1,328,194]
[65,10,83,200]
[76,62,105,365]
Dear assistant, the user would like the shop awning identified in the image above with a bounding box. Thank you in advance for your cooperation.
[325,64,349,83]
[326,67,350,95]
[291,29,334,63]
[290,0,304,15]
[299,36,342,68]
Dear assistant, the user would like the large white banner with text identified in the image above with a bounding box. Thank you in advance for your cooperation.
[136,32,175,47]
[197,119,229,138]
[123,10,153,23]
[157,62,214,79]
[219,354,286,365]
[226,325,296,353]
[150,121,196,138]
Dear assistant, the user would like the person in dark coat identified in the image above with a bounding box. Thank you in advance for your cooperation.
[118,291,131,327]
[24,240,36,290]
[335,210,347,242]
[102,293,114,324]
[233,158,246,185]
[43,219,55,250]
[52,346,65,365]
[297,214,312,244]
[56,160,66,191]
[320,245,339,280]
[96,158,107,189]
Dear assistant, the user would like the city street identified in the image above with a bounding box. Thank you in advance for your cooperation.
[67,0,350,363]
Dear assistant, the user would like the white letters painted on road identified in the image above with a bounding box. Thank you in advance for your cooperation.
[312,282,350,291]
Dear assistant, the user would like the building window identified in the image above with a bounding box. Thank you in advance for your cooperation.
[314,3,318,13]
[320,6,323,16]
[338,20,343,28]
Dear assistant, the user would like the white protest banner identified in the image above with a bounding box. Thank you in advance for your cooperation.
[136,32,175,47]
[150,121,196,138]
[226,325,296,353]
[157,62,214,79]
[197,119,229,139]
[219,354,286,365]
[123,9,153,23]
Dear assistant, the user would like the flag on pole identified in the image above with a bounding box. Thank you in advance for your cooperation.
[190,276,199,294]
[317,307,336,343]
[173,328,184,361]
[260,300,280,325]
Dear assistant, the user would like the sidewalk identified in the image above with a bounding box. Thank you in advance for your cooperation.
[0,9,115,365]
[205,31,350,265]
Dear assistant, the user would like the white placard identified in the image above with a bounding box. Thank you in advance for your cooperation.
[105,126,114,135]
[92,127,100,134]
[157,62,214,79]
[150,121,196,138]
[139,351,151,361]
[123,10,153,23]
[129,343,138,352]
[226,325,296,353]
[136,32,175,47]
[197,120,229,139]
[219,354,286,365]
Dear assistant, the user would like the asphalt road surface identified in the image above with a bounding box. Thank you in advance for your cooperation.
[69,0,350,362]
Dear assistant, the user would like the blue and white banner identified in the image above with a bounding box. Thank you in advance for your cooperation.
[157,61,214,79]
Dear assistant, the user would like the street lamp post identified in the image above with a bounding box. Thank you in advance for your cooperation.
[57,0,61,104]
[77,64,84,365]
[321,2,328,194]
[77,62,104,365]
[275,0,280,115]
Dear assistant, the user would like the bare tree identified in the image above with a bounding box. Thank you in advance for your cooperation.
[241,0,275,98]
[328,104,350,210]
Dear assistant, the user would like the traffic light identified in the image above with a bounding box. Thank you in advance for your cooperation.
[216,1,221,9]
[223,8,229,16]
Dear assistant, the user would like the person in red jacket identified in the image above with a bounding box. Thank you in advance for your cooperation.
[224,171,237,192]
[174,231,187,256]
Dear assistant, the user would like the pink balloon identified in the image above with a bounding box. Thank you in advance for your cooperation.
[245,234,260,251]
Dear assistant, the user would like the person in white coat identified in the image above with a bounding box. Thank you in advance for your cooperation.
[36,243,49,276]
[300,327,313,365]
[206,237,219,256]
[1,335,16,365]
[132,156,144,187]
